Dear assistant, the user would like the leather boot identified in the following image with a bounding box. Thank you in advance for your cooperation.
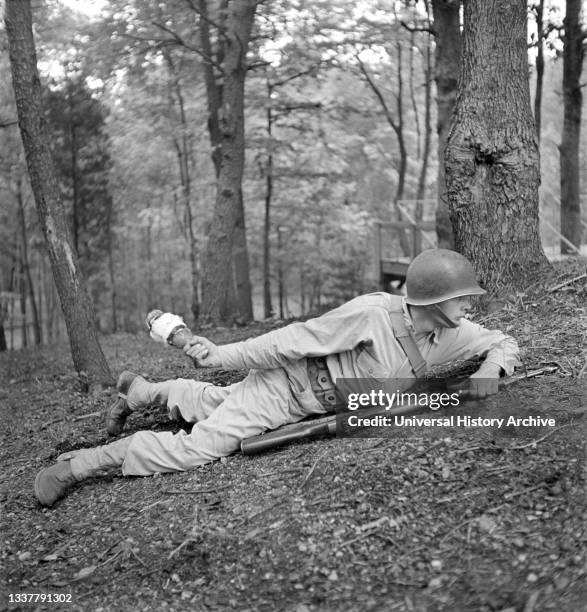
[106,371,171,436]
[105,371,141,436]
[35,461,79,507]
[35,438,132,506]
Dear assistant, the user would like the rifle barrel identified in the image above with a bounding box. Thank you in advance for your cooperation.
[239,367,555,455]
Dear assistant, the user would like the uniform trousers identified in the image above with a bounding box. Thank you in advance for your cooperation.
[69,359,326,479]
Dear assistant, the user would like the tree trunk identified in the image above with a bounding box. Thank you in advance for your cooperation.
[445,0,549,290]
[560,0,584,253]
[105,195,117,333]
[358,52,411,256]
[68,86,81,254]
[534,0,545,144]
[18,240,27,348]
[416,27,433,205]
[228,195,254,321]
[200,0,257,322]
[0,319,7,351]
[432,0,461,249]
[165,49,201,323]
[263,82,274,319]
[16,177,41,345]
[5,0,112,390]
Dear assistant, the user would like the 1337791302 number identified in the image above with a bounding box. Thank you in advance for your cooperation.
[8,593,73,603]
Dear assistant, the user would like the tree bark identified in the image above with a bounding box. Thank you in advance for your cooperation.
[263,80,274,319]
[16,176,41,345]
[560,0,584,253]
[445,0,549,289]
[200,0,257,322]
[163,48,201,323]
[5,0,112,389]
[431,0,461,249]
[416,25,433,206]
[534,0,545,144]
[358,52,411,256]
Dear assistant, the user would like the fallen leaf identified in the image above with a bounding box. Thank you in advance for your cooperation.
[477,515,498,533]
[73,565,97,581]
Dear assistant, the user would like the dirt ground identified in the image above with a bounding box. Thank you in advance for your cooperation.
[1,260,585,612]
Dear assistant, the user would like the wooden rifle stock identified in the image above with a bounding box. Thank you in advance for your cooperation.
[240,367,555,455]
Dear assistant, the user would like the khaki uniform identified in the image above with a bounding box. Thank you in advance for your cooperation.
[73,293,520,478]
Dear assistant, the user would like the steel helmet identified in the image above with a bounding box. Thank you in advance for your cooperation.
[405,249,486,306]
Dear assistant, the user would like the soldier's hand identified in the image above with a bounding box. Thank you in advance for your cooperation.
[184,336,221,368]
[468,362,502,398]
[466,375,499,399]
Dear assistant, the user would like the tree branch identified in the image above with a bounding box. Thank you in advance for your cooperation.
[269,63,323,87]
[247,60,272,71]
[183,0,231,43]
[151,21,225,74]
[356,55,399,135]
[400,20,436,36]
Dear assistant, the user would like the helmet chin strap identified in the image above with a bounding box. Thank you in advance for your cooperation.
[429,303,459,328]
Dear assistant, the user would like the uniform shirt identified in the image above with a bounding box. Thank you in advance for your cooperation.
[217,293,520,381]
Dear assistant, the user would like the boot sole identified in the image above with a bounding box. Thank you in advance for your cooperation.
[34,468,58,507]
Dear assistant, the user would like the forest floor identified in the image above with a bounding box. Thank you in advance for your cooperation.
[1,259,585,612]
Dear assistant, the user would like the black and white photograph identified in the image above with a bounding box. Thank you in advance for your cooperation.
[1,0,585,610]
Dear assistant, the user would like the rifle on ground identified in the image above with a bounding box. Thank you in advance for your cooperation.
[240,367,556,455]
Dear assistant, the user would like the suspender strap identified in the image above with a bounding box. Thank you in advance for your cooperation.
[388,311,428,378]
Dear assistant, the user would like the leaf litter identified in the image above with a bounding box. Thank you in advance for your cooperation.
[0,259,585,611]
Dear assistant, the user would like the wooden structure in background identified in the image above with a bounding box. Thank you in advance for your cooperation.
[374,220,436,290]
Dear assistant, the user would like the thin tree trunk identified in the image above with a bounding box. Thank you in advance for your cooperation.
[200,0,257,322]
[164,48,201,323]
[445,0,549,290]
[408,32,421,159]
[197,0,223,177]
[358,53,411,255]
[105,195,117,333]
[534,0,545,144]
[432,0,461,249]
[263,80,274,319]
[5,0,112,390]
[416,26,433,206]
[18,241,27,348]
[0,308,7,351]
[394,42,407,208]
[560,0,584,253]
[16,177,41,344]
[67,86,81,255]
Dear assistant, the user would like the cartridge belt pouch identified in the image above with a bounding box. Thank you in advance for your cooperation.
[307,356,338,412]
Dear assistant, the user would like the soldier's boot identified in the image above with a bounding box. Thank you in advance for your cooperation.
[34,437,132,507]
[106,371,172,436]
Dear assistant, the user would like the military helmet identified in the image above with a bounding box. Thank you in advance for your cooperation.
[405,249,486,306]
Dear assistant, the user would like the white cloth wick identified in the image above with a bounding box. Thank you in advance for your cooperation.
[149,312,186,344]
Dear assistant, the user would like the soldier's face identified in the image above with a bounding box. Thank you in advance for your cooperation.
[437,296,472,324]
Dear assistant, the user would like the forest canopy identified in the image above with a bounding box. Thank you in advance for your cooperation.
[0,0,584,352]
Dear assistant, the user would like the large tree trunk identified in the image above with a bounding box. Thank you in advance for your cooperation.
[5,0,112,390]
[200,0,257,322]
[445,0,549,290]
[197,0,254,323]
[560,0,584,254]
[432,0,461,249]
